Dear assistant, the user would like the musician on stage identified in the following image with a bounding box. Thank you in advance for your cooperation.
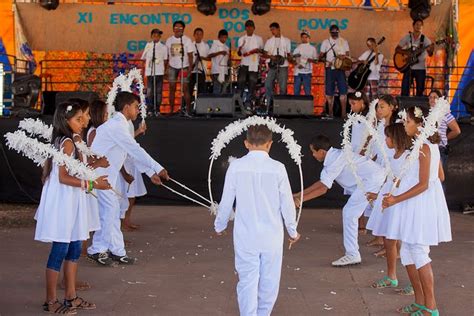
[357,37,384,99]
[396,18,434,96]
[293,29,318,96]
[165,20,195,117]
[237,20,264,109]
[208,29,230,94]
[190,27,210,97]
[262,22,292,103]
[320,24,350,119]
[141,28,167,117]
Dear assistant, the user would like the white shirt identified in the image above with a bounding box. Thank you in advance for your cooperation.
[192,41,210,73]
[237,34,264,71]
[91,112,163,186]
[141,41,168,76]
[165,35,195,69]
[293,43,318,75]
[320,37,349,69]
[351,121,368,154]
[215,151,298,252]
[358,50,384,81]
[320,148,384,195]
[264,36,292,67]
[209,40,229,75]
[398,33,432,70]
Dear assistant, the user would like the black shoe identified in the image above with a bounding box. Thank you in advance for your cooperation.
[110,254,137,265]
[87,252,115,266]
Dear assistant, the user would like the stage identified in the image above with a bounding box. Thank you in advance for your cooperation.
[1,116,473,209]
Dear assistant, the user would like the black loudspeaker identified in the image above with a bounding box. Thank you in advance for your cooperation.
[195,93,235,116]
[461,80,474,114]
[396,96,429,110]
[42,91,99,115]
[273,95,314,116]
[11,74,42,118]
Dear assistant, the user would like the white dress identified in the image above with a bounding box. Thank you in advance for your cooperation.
[123,120,147,198]
[386,142,452,245]
[35,138,90,243]
[367,150,409,236]
[79,131,101,232]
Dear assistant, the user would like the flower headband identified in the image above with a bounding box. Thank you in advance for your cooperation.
[355,91,362,98]
[414,106,423,118]
[65,105,73,113]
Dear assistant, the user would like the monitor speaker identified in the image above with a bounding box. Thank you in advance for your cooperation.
[195,93,236,116]
[396,96,429,110]
[273,95,314,116]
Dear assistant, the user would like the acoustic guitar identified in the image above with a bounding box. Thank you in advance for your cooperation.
[393,39,445,73]
[348,37,385,91]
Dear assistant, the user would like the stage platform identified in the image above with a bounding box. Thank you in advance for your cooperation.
[1,116,473,209]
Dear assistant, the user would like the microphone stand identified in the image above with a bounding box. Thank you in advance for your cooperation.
[193,43,207,112]
[151,41,157,115]
[180,36,185,114]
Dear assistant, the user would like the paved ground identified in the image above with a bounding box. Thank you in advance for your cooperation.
[0,206,472,316]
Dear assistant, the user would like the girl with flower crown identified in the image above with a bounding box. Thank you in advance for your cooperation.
[35,101,111,314]
[382,106,451,316]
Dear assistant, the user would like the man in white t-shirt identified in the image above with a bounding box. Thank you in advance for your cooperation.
[292,29,318,96]
[319,25,350,119]
[396,18,434,96]
[190,27,210,98]
[237,20,264,109]
[208,29,230,94]
[357,37,384,99]
[165,20,195,116]
[263,22,292,103]
[141,28,168,116]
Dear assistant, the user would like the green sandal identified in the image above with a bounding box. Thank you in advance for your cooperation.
[411,305,440,316]
[372,276,398,288]
[398,303,423,314]
[396,284,414,295]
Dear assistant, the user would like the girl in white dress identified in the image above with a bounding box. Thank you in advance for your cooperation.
[382,106,451,316]
[366,123,411,289]
[365,95,398,254]
[36,101,110,314]
[121,120,147,231]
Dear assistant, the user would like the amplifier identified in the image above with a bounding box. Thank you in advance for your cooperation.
[273,95,314,116]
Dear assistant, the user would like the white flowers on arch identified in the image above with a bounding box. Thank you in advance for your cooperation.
[106,68,147,122]
[208,116,305,225]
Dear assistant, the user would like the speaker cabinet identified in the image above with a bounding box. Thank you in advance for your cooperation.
[195,93,236,116]
[396,96,429,110]
[273,95,314,116]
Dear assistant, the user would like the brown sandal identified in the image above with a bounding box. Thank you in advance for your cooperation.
[64,296,96,310]
[43,300,77,314]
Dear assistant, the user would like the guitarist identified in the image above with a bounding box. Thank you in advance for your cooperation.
[262,22,292,103]
[396,18,434,96]
[357,38,384,99]
[320,24,350,119]
[237,20,264,109]
[292,29,318,96]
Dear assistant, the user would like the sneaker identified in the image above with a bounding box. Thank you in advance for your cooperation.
[110,254,137,265]
[87,252,114,266]
[331,254,362,267]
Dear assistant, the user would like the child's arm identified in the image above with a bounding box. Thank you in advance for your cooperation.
[278,167,298,239]
[294,181,328,206]
[438,161,445,182]
[214,164,236,234]
[134,122,147,138]
[120,166,134,184]
[383,144,430,208]
[58,139,110,190]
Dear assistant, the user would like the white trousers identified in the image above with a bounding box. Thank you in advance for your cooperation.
[400,242,431,269]
[87,189,126,256]
[343,189,369,257]
[234,247,283,316]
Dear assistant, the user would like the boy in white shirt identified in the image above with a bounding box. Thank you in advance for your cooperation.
[292,29,318,96]
[293,135,384,266]
[141,28,168,117]
[190,27,210,97]
[87,92,169,265]
[165,20,195,116]
[208,29,230,94]
[215,125,300,316]
[237,20,264,109]
[263,22,292,102]
[357,37,384,99]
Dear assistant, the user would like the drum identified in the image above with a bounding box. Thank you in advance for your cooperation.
[334,56,353,71]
